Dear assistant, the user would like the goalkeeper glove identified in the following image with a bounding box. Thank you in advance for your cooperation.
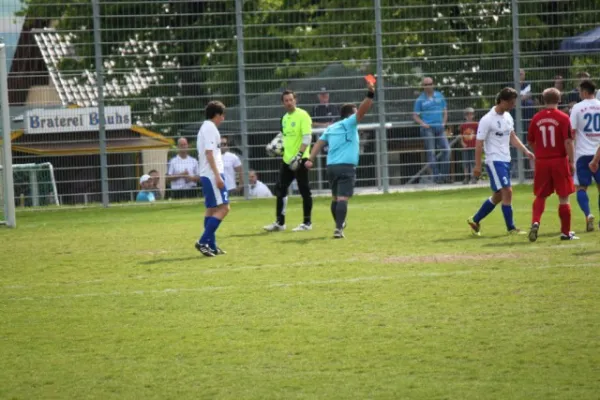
[289,151,304,171]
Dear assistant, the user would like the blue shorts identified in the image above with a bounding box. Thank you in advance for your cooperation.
[486,161,512,192]
[574,155,600,187]
[201,174,229,208]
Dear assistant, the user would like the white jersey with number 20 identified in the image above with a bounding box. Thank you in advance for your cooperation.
[570,99,600,158]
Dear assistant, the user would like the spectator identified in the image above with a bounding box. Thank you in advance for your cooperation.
[519,69,536,132]
[148,169,162,200]
[459,107,478,184]
[248,170,273,198]
[136,174,156,202]
[519,69,533,101]
[166,137,200,199]
[220,136,243,196]
[311,87,339,128]
[567,71,590,108]
[413,77,450,184]
[553,75,569,113]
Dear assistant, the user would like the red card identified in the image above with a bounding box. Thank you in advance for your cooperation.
[364,74,377,84]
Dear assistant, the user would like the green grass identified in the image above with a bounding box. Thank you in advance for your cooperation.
[1,186,599,399]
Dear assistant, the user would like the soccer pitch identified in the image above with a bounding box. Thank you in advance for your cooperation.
[1,186,599,399]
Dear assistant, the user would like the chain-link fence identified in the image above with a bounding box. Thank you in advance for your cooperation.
[2,0,599,207]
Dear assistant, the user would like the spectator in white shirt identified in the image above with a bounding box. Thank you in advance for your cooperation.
[220,136,243,196]
[248,169,273,198]
[166,137,200,199]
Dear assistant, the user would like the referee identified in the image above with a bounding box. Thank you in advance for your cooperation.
[305,81,375,238]
[264,90,314,232]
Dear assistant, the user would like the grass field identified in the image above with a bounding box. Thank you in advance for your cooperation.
[1,185,599,399]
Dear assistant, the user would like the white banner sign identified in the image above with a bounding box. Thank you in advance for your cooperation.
[25,106,132,134]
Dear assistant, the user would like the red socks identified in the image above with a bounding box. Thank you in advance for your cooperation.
[558,204,571,236]
[532,197,546,224]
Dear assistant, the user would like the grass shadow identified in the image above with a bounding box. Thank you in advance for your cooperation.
[139,256,200,265]
[279,237,331,244]
[482,241,535,248]
[572,250,600,257]
[225,232,272,238]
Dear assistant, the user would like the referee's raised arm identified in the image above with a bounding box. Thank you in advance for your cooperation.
[356,82,375,122]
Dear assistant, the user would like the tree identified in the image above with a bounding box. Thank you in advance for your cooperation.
[17,0,600,129]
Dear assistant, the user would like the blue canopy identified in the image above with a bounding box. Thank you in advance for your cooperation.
[560,26,600,53]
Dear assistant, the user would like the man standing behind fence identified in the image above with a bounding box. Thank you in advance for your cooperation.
[166,137,200,199]
[413,77,450,184]
[264,90,313,232]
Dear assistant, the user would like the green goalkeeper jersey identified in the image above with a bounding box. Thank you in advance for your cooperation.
[281,108,312,164]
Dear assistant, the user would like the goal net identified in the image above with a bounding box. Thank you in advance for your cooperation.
[7,163,60,207]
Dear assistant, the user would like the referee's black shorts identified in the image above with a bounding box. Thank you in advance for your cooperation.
[327,164,356,198]
[275,160,311,197]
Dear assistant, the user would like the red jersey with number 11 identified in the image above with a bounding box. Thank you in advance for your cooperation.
[527,108,572,159]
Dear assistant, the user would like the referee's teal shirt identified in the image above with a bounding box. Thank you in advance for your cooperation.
[319,114,359,166]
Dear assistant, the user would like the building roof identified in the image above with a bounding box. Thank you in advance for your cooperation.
[33,28,161,109]
[3,125,173,156]
[3,105,173,155]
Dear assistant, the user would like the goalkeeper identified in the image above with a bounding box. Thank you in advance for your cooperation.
[264,90,314,232]
[305,81,375,238]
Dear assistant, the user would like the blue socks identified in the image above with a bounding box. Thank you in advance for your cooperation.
[577,190,591,217]
[474,198,516,231]
[200,216,222,250]
[501,204,515,231]
[473,198,496,223]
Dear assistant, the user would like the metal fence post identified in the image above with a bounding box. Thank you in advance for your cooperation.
[511,0,525,184]
[235,0,250,200]
[374,0,389,193]
[0,43,16,227]
[92,0,110,207]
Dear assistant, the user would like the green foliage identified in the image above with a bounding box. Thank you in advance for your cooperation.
[16,0,600,126]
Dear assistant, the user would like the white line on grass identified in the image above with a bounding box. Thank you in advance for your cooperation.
[0,258,366,291]
[5,269,476,301]
[7,263,596,302]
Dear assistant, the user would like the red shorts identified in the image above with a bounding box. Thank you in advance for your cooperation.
[534,158,574,198]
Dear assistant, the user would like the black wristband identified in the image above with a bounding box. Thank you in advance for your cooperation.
[367,91,375,99]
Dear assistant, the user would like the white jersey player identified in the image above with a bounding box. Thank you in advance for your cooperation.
[569,80,600,231]
[467,87,534,236]
[195,101,230,257]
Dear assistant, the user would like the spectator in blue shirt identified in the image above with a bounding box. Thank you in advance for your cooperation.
[413,77,450,184]
[136,174,156,202]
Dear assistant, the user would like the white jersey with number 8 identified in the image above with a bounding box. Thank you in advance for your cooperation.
[570,99,600,158]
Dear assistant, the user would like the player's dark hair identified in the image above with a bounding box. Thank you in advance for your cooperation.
[206,101,226,120]
[340,103,356,120]
[542,88,561,105]
[579,80,596,95]
[148,169,158,174]
[496,87,518,104]
[281,90,296,101]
